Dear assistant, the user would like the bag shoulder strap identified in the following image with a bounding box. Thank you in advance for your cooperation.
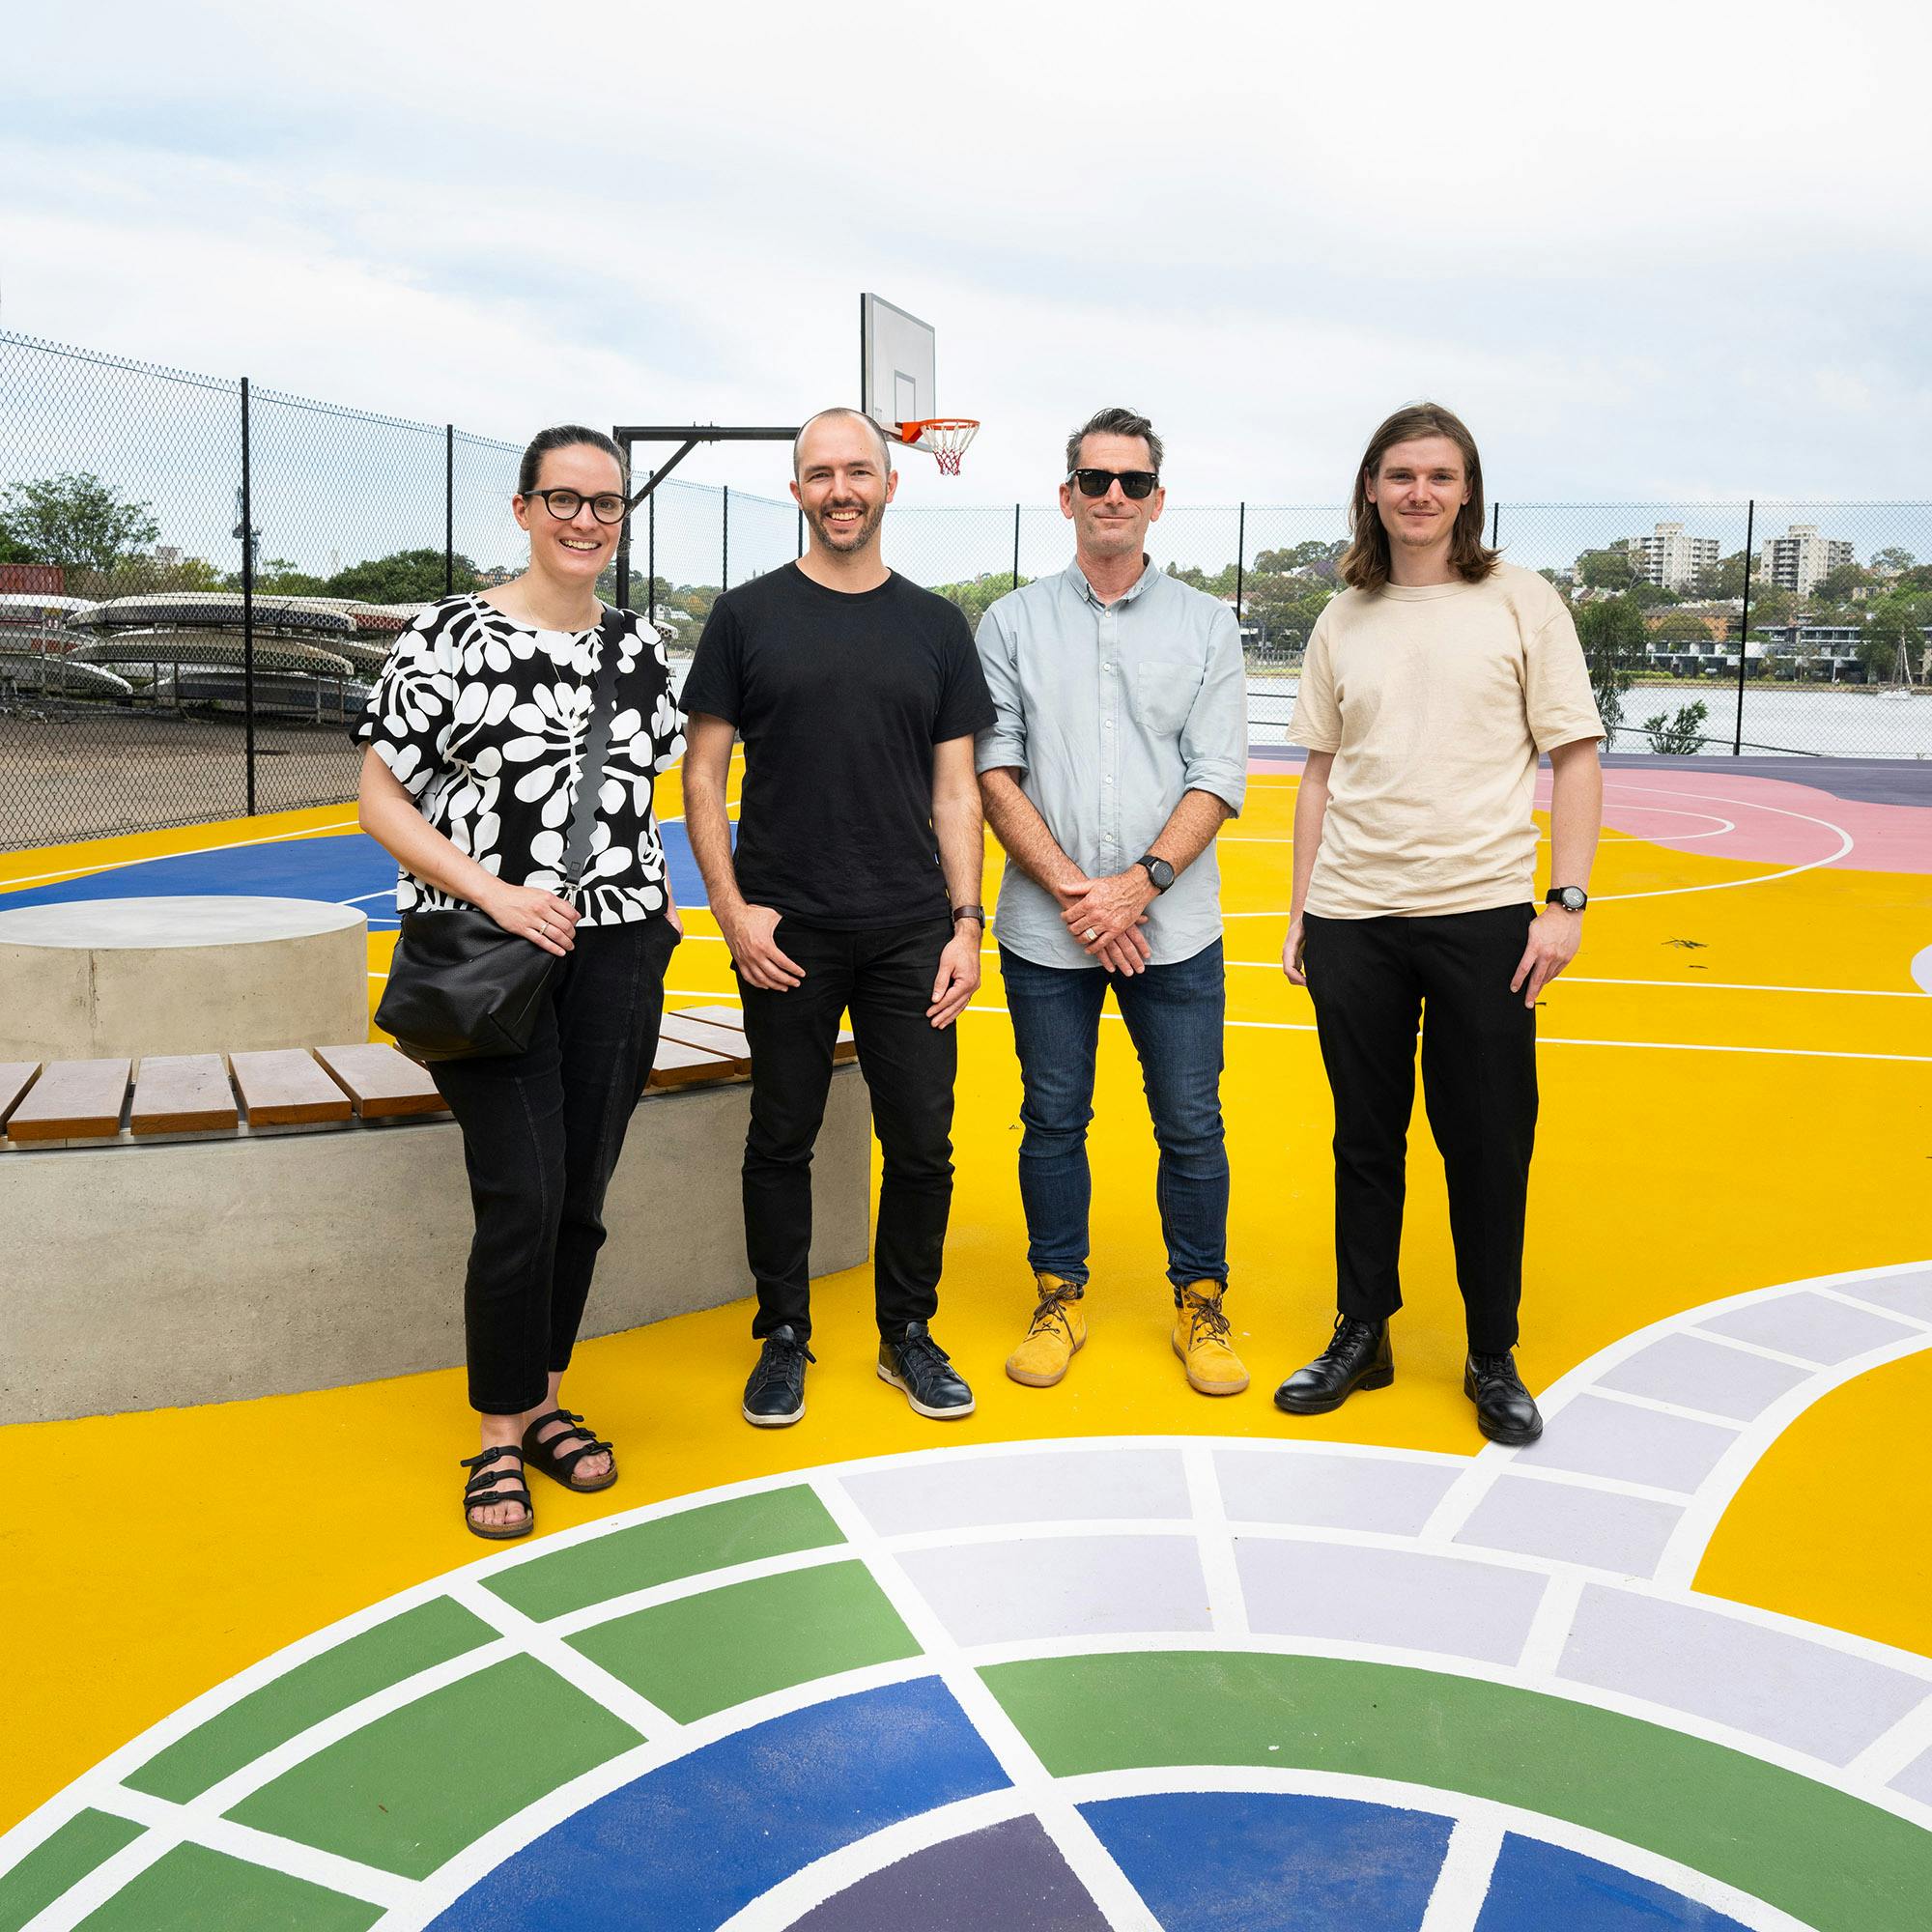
[559,607,630,895]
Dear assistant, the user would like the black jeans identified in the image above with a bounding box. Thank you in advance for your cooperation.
[431,917,678,1414]
[736,916,957,1344]
[1302,904,1538,1355]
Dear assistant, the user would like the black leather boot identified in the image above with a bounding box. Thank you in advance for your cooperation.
[1464,1350,1543,1445]
[1273,1316,1393,1415]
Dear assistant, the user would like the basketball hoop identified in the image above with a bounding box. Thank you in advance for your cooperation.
[900,418,980,477]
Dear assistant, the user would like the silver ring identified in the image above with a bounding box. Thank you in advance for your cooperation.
[539,921,551,936]
[1084,926,1098,942]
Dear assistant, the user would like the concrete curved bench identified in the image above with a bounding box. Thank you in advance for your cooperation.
[0,1020,869,1424]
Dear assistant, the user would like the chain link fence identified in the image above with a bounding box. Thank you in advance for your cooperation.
[5,327,1929,854]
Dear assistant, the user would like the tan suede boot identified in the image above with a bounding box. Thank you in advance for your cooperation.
[1005,1273,1088,1387]
[1172,1281,1249,1395]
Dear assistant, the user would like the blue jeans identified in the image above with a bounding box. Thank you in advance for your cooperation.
[999,938,1230,1295]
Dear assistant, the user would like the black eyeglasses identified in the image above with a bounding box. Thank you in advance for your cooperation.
[1068,469,1160,500]
[524,488,628,526]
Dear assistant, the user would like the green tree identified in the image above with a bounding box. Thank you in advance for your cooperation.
[1811,561,1868,603]
[1252,539,1345,576]
[325,548,477,602]
[1870,546,1916,577]
[1576,546,1636,591]
[1575,594,1649,741]
[1651,610,1714,643]
[0,471,160,572]
[1861,595,1932,681]
[1697,552,1747,599]
[1629,580,1680,610]
[1643,699,1709,755]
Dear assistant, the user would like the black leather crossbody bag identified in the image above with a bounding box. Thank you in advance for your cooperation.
[376,608,627,1064]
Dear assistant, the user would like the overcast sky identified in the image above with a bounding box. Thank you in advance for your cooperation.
[5,0,1930,511]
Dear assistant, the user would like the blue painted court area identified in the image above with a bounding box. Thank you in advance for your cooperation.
[429,1678,1009,1931]
[2,827,709,930]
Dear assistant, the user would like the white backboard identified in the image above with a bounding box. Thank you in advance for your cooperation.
[860,294,936,442]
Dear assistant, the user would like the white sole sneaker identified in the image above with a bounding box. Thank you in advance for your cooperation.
[876,1362,976,1420]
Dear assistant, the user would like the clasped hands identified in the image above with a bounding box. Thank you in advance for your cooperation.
[1053,868,1156,977]
[723,900,980,1029]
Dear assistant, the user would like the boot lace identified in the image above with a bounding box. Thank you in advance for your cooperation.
[1318,1315,1381,1367]
[1179,1286,1233,1346]
[750,1333,815,1395]
[1026,1279,1083,1338]
[1469,1350,1524,1393]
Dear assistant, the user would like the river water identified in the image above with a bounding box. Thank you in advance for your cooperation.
[1245,679,1930,760]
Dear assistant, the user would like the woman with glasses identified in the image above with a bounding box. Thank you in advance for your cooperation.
[355,425,687,1538]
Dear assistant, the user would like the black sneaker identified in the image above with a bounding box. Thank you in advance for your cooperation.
[878,1321,975,1419]
[743,1325,814,1428]
[1465,1350,1544,1446]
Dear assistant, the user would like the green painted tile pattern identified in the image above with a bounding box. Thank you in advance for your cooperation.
[569,1561,921,1722]
[224,1656,640,1880]
[0,1809,141,1932]
[72,1841,379,1932]
[126,1598,497,1804]
[485,1486,844,1622]
[982,1651,1932,1932]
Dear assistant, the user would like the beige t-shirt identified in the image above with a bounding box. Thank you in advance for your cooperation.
[1289,562,1603,918]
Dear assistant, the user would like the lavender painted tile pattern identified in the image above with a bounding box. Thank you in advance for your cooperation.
[1695,1293,1918,1367]
[1453,1476,1683,1578]
[839,1448,1190,1538]
[1595,1332,1809,1424]
[1215,1449,1460,1536]
[1512,1395,1738,1492]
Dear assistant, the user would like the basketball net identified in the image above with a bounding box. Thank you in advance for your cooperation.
[901,418,980,477]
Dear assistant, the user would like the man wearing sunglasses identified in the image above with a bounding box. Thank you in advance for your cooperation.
[975,407,1251,1398]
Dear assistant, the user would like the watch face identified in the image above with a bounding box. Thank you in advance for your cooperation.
[1146,858,1175,891]
[1551,887,1587,912]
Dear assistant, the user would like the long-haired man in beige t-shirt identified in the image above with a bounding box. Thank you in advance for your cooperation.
[1273,403,1605,1446]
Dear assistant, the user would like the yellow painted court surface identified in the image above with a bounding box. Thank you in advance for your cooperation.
[1,757,1929,1838]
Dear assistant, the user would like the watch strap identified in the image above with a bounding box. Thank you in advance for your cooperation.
[952,903,987,924]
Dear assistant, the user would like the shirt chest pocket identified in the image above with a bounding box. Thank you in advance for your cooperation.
[1131,663,1198,736]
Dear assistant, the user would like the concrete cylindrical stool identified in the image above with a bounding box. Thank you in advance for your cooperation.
[0,895,369,1060]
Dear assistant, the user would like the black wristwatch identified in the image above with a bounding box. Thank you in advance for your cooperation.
[1136,854,1176,894]
[1545,886,1588,914]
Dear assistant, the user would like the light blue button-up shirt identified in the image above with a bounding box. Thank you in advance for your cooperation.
[974,556,1247,970]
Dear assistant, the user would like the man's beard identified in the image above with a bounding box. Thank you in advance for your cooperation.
[809,497,886,554]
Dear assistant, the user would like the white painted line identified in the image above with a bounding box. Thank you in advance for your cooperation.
[1683,1329,1831,1372]
[1844,1689,1932,1788]
[14,1832,176,1932]
[89,1785,412,1911]
[808,1474,1162,1931]
[1586,782,1854,902]
[1573,1384,1749,1432]
[1515,1573,1586,1683]
[1812,1286,1932,1332]
[0,818,361,892]
[1181,1442,1250,1638]
[1415,1813,1506,1932]
[442,1577,678,1742]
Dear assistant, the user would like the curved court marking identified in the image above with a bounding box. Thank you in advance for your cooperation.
[1586,783,1855,902]
[0,817,361,892]
[718,1768,1812,1932]
[8,1269,1932,1931]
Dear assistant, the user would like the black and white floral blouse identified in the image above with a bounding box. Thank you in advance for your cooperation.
[354,594,687,925]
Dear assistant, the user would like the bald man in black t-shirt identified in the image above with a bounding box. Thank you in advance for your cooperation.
[683,407,995,1429]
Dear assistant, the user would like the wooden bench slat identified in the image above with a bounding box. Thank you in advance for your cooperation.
[645,1037,738,1091]
[0,1062,40,1127]
[312,1042,448,1120]
[131,1055,239,1135]
[675,1003,857,1064]
[230,1049,355,1126]
[7,1058,130,1141]
[658,1011,753,1073]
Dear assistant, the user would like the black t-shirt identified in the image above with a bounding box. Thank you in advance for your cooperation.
[681,565,995,928]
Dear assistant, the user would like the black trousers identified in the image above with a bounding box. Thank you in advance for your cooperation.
[431,917,678,1414]
[736,916,957,1344]
[1302,904,1538,1355]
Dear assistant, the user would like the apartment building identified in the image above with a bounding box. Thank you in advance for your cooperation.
[1621,522,1719,592]
[1754,525,1854,596]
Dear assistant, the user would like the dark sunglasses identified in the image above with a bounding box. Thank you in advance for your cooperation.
[524,487,628,526]
[1068,468,1160,499]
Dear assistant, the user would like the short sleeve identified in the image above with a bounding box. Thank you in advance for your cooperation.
[679,598,744,725]
[932,603,998,743]
[973,601,1028,775]
[354,609,458,798]
[1179,603,1248,814]
[1525,601,1605,753]
[1288,609,1343,753]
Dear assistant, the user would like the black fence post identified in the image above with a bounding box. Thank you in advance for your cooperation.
[646,473,656,627]
[1492,501,1501,550]
[443,424,454,596]
[1733,498,1755,755]
[796,502,804,558]
[722,484,730,591]
[1235,502,1246,620]
[1012,502,1020,589]
[241,376,256,818]
[612,434,633,611]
